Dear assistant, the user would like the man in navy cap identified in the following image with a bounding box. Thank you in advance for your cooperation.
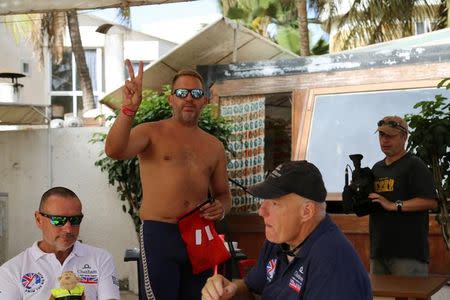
[201,161,371,300]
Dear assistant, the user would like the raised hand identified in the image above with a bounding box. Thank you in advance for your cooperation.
[123,59,144,111]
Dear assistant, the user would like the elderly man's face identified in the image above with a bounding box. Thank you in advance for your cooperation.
[35,195,82,253]
[258,193,305,245]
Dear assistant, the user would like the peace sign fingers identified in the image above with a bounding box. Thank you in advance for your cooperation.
[123,59,143,109]
[125,59,135,80]
[137,61,144,81]
[125,59,144,81]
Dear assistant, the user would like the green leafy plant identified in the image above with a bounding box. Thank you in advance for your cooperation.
[405,79,450,249]
[90,85,232,233]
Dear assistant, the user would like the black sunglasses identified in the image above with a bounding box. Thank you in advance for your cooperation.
[377,120,407,132]
[39,212,83,227]
[172,88,204,99]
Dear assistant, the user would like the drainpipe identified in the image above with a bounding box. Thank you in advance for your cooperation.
[43,37,53,188]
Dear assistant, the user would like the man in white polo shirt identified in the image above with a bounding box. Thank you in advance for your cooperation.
[0,187,120,300]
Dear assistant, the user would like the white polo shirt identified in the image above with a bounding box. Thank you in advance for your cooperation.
[0,241,120,300]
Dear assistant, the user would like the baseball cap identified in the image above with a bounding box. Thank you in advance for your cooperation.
[376,115,408,136]
[248,161,327,202]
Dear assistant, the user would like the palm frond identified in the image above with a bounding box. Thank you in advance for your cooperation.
[117,2,131,29]
[1,14,34,44]
[323,0,442,52]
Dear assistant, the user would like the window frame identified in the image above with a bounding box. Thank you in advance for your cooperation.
[292,79,440,200]
[50,47,104,117]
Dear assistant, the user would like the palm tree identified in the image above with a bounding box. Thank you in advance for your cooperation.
[67,10,95,111]
[313,0,445,52]
[222,0,277,37]
[222,0,318,55]
[222,0,447,55]
[296,0,310,55]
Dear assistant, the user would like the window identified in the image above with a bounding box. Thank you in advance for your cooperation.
[21,60,31,76]
[50,48,103,118]
[414,20,434,35]
[299,85,450,195]
[265,93,292,171]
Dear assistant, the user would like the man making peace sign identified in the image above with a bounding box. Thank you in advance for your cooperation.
[105,60,231,300]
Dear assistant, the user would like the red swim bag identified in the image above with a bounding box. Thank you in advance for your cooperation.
[178,200,230,274]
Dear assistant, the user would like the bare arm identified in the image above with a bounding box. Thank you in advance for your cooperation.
[201,142,232,220]
[105,59,149,160]
[369,193,437,212]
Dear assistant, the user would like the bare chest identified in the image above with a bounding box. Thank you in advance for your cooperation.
[161,144,203,164]
[142,135,216,172]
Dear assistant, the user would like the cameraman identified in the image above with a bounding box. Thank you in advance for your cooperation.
[368,115,437,276]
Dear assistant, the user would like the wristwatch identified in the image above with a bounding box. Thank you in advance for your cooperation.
[395,200,403,212]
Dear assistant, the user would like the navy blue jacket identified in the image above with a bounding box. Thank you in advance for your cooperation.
[245,215,371,300]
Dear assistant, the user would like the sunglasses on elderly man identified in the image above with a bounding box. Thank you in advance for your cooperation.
[39,212,83,227]
[172,88,204,99]
[377,120,407,132]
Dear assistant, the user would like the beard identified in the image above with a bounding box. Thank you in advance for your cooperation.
[177,110,199,126]
[55,233,77,250]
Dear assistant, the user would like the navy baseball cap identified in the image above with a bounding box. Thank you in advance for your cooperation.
[248,161,327,202]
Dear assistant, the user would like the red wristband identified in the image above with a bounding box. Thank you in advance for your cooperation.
[121,106,137,117]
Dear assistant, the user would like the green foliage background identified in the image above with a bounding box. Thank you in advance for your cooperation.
[225,0,329,55]
[90,86,232,233]
[405,79,450,248]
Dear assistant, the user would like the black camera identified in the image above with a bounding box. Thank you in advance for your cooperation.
[342,154,375,216]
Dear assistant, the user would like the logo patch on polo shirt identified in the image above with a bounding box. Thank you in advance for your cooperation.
[77,263,99,284]
[266,258,277,282]
[288,267,304,294]
[21,272,45,293]
[79,275,98,284]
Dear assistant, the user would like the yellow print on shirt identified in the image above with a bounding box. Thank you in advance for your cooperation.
[374,178,394,192]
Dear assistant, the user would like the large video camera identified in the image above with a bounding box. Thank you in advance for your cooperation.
[342,154,375,216]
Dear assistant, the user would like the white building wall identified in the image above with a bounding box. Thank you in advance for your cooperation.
[0,13,177,108]
[124,40,159,61]
[0,127,139,292]
[0,23,47,105]
[104,33,125,93]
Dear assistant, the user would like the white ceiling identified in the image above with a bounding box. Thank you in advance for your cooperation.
[0,0,187,15]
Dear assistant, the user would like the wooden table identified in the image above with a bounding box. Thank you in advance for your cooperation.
[371,274,449,300]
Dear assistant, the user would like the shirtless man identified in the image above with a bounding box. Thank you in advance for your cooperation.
[105,60,231,300]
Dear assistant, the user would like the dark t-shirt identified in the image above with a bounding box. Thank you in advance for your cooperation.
[245,215,371,300]
[370,153,437,262]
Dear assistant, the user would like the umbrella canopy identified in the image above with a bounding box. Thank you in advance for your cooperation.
[101,17,299,109]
